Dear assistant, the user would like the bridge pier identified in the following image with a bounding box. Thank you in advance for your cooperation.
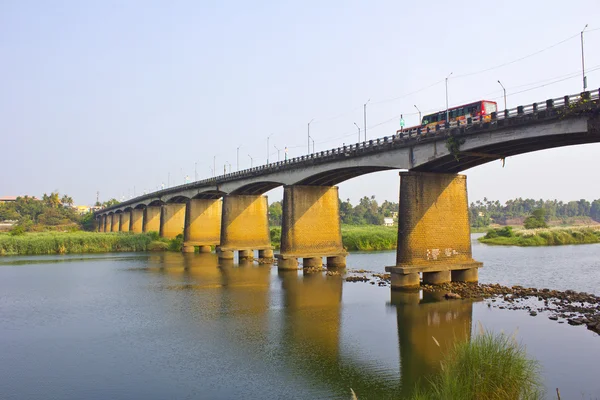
[98,215,105,232]
[385,172,482,289]
[143,206,161,233]
[276,185,346,270]
[105,215,112,232]
[160,203,186,239]
[130,209,144,233]
[111,214,120,232]
[120,211,131,232]
[183,199,221,253]
[218,195,272,261]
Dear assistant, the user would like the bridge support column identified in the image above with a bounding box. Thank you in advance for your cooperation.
[120,211,130,232]
[276,185,347,270]
[130,209,144,233]
[183,199,222,253]
[143,206,161,233]
[385,172,482,290]
[218,195,272,260]
[160,204,186,239]
[105,215,112,232]
[111,214,120,232]
[98,215,105,232]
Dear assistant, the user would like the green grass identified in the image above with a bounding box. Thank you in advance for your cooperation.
[0,232,157,256]
[479,226,600,246]
[411,331,543,400]
[270,224,397,251]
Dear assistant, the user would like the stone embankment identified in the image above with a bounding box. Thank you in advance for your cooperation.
[344,270,600,335]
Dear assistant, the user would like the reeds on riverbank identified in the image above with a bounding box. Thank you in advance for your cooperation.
[411,330,543,400]
[479,226,600,246]
[269,225,398,251]
[0,232,156,256]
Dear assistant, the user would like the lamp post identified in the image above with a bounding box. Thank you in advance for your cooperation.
[581,24,588,91]
[248,154,253,168]
[267,133,275,165]
[445,72,453,122]
[307,118,314,154]
[310,136,315,153]
[274,145,281,161]
[236,146,241,171]
[497,80,507,111]
[353,122,360,142]
[414,105,421,124]
[363,99,370,141]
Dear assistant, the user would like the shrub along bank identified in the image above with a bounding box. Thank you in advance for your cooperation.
[270,225,398,251]
[479,226,600,246]
[0,232,158,256]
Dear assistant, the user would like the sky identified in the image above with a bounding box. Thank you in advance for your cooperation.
[1,0,599,206]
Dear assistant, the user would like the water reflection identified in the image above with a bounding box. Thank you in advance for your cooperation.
[139,254,476,398]
[390,291,475,397]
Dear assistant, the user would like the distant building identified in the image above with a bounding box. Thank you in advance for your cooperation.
[0,196,17,203]
[383,217,394,227]
[72,205,92,215]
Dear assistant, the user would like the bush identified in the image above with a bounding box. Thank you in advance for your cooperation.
[167,234,184,252]
[9,225,25,236]
[412,331,543,400]
[148,241,169,251]
[484,226,514,239]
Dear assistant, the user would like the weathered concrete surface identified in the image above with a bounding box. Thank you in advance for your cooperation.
[219,195,271,253]
[278,185,346,263]
[386,172,481,289]
[143,206,161,233]
[130,209,144,233]
[183,199,221,247]
[120,211,131,232]
[105,215,111,232]
[111,214,120,232]
[160,204,186,239]
[98,215,105,232]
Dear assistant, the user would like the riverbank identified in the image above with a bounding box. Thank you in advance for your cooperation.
[0,232,156,256]
[478,226,600,246]
[269,225,398,251]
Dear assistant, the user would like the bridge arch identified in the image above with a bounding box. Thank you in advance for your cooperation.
[229,181,283,195]
[192,190,226,199]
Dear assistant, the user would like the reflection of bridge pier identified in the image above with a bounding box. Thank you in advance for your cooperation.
[389,291,474,397]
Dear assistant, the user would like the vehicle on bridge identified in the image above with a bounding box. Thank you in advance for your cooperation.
[422,100,498,127]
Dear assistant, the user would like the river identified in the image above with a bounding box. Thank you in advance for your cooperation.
[0,235,598,399]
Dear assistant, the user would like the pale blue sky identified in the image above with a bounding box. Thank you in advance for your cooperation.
[1,0,599,205]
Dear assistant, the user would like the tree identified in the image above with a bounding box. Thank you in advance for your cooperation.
[523,209,547,229]
[61,195,74,207]
[268,201,282,226]
[102,199,120,208]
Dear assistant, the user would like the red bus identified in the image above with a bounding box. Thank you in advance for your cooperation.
[421,100,498,126]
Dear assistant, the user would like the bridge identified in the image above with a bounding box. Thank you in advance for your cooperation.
[96,90,600,288]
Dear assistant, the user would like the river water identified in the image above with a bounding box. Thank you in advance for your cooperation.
[0,236,599,399]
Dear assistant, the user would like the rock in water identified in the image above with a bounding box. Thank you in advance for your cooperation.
[444,293,461,300]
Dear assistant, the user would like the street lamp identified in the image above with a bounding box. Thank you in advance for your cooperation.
[236,146,241,171]
[445,72,453,123]
[414,105,421,124]
[353,122,360,142]
[248,154,254,168]
[363,99,370,141]
[581,24,588,91]
[310,136,315,153]
[307,118,314,154]
[497,80,507,111]
[274,145,281,161]
[267,133,275,165]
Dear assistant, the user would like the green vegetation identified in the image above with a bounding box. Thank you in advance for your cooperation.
[0,230,189,256]
[479,226,600,246]
[0,192,120,232]
[0,232,155,256]
[268,196,398,226]
[470,197,600,228]
[270,225,397,251]
[412,331,543,400]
